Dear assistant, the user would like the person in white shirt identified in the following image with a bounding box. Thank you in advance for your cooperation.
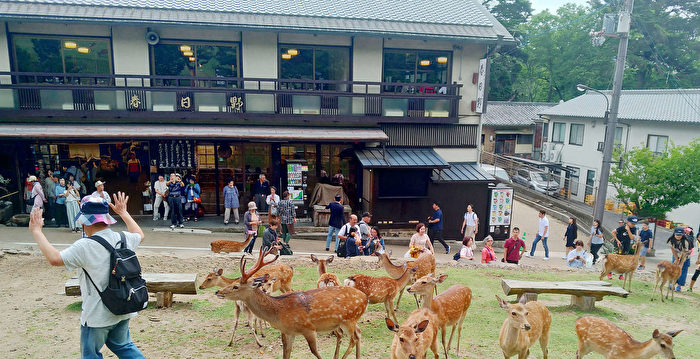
[460,204,479,240]
[92,180,111,204]
[567,240,587,268]
[152,175,169,221]
[527,209,550,259]
[265,186,281,217]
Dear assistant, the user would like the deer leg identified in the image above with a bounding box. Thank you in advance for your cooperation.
[395,287,405,310]
[446,324,456,353]
[339,323,357,359]
[281,333,295,359]
[385,299,398,325]
[441,326,448,359]
[228,303,242,346]
[627,271,633,293]
[539,330,550,359]
[430,332,440,359]
[456,315,465,353]
[246,307,264,347]
[661,279,667,302]
[302,331,323,359]
[332,329,343,359]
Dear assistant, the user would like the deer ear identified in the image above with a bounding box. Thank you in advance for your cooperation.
[496,295,509,310]
[385,317,398,332]
[216,268,223,276]
[327,255,334,263]
[437,274,448,283]
[310,254,318,263]
[518,295,528,305]
[652,329,660,338]
[667,329,683,337]
[415,320,430,333]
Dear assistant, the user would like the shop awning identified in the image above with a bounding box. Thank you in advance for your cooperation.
[355,147,449,169]
[0,124,389,142]
[432,162,496,182]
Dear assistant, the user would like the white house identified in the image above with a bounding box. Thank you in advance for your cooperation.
[539,88,700,225]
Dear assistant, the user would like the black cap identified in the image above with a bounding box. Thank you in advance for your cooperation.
[334,194,341,201]
[362,212,372,218]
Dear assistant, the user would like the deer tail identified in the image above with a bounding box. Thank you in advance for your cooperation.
[344,276,356,287]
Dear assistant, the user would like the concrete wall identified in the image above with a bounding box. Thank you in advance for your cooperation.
[111,26,149,76]
[434,147,478,162]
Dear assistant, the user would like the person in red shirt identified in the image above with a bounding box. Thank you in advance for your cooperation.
[503,227,527,264]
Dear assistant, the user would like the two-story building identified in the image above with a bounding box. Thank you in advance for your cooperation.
[0,0,512,236]
[480,101,555,159]
[539,88,700,225]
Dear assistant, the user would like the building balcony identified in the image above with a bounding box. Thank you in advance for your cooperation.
[0,72,462,124]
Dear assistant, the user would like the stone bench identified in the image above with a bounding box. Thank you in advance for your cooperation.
[501,279,628,311]
[66,273,198,308]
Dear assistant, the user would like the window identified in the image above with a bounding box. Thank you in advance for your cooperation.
[377,169,430,198]
[542,123,549,141]
[614,127,623,145]
[566,166,580,196]
[569,124,585,145]
[195,145,215,169]
[585,170,596,197]
[279,46,350,90]
[12,35,112,82]
[517,134,533,145]
[552,122,566,143]
[647,135,668,155]
[151,42,239,86]
[383,50,451,85]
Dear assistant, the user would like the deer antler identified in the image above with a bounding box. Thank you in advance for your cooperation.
[240,246,279,283]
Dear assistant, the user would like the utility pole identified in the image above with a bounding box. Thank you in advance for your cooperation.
[593,0,635,225]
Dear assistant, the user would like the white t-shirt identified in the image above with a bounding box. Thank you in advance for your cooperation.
[92,190,112,203]
[538,216,549,237]
[338,223,361,240]
[154,180,168,197]
[60,228,142,327]
[463,212,478,226]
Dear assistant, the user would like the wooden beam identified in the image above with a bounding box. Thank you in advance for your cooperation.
[65,273,198,296]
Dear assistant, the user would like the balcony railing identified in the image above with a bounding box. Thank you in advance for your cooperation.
[0,72,461,122]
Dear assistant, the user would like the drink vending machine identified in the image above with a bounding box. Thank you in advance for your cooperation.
[487,185,513,241]
[285,160,308,215]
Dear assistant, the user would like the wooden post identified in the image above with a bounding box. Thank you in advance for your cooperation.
[571,295,596,311]
[156,291,173,308]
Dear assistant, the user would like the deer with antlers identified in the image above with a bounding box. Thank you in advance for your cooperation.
[496,295,551,359]
[599,239,642,292]
[377,251,436,308]
[344,265,417,324]
[216,247,368,359]
[575,316,682,359]
[311,254,341,288]
[210,234,254,253]
[652,249,690,302]
[407,273,472,358]
[385,308,440,359]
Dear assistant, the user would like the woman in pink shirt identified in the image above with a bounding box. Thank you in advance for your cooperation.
[481,236,497,264]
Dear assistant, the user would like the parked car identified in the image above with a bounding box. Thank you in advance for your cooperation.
[513,168,560,196]
[479,163,511,183]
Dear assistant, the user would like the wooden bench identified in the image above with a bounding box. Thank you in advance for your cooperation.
[501,279,629,311]
[66,273,198,308]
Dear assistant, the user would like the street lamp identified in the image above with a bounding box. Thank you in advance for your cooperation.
[577,84,616,227]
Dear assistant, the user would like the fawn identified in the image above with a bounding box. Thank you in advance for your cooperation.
[575,316,682,359]
[652,249,690,302]
[599,239,642,292]
[344,265,417,324]
[311,254,340,288]
[210,234,253,253]
[407,273,471,358]
[385,308,440,359]
[377,251,436,308]
[496,295,551,359]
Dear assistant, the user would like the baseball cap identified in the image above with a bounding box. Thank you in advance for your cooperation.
[673,227,684,236]
[626,215,638,224]
[362,212,372,218]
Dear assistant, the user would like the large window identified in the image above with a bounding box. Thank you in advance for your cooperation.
[12,35,112,82]
[383,50,451,85]
[585,169,596,197]
[377,169,430,198]
[647,135,668,155]
[151,42,239,85]
[517,134,533,145]
[566,166,580,196]
[279,46,350,90]
[552,122,566,143]
[569,123,585,145]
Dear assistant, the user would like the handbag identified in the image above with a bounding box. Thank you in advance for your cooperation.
[193,197,202,204]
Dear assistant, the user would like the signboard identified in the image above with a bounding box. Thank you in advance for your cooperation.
[286,161,308,205]
[488,187,513,226]
[157,140,194,169]
[476,58,489,114]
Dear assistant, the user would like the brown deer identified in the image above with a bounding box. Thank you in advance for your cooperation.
[216,247,369,359]
[311,254,341,288]
[385,308,440,359]
[496,295,551,359]
[599,239,642,292]
[407,273,472,357]
[377,251,436,308]
[652,249,690,302]
[344,265,417,324]
[575,316,682,359]
[210,234,253,253]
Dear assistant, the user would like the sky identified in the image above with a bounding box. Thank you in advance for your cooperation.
[530,0,590,13]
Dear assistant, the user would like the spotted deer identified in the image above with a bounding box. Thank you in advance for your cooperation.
[377,251,436,308]
[344,265,417,323]
[311,254,341,288]
[496,295,551,359]
[210,234,253,253]
[599,240,642,292]
[216,247,368,359]
[575,316,682,359]
[407,273,471,357]
[385,308,440,359]
[199,264,293,347]
[652,249,690,302]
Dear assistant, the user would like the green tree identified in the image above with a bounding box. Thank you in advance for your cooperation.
[610,140,700,219]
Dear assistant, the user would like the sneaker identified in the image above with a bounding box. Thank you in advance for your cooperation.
[153,218,159,221]
[619,275,624,280]
[224,221,228,225]
[524,254,534,258]
[607,273,612,279]
[325,248,330,251]
[446,245,451,254]
[180,224,184,228]
[687,287,693,292]
[170,225,175,229]
[637,265,644,270]
[675,285,681,292]
[542,257,549,261]
[561,256,567,259]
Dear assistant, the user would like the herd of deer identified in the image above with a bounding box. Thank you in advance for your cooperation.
[199,244,684,359]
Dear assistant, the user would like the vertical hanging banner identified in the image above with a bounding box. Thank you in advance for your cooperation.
[476,58,489,114]
[158,140,194,169]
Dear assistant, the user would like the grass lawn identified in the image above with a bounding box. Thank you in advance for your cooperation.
[190,264,699,358]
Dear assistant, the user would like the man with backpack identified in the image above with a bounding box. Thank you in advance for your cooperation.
[28,192,146,359]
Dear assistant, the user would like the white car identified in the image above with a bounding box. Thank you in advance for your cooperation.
[479,164,511,183]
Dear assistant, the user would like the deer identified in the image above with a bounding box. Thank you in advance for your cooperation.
[210,234,253,253]
[199,263,294,347]
[216,247,369,359]
[344,265,417,324]
[385,308,440,359]
[311,254,341,288]
[652,249,690,302]
[599,239,642,292]
[377,250,436,308]
[575,316,682,359]
[496,295,551,359]
[407,273,472,358]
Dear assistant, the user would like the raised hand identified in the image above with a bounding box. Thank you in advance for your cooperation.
[109,191,130,216]
[28,207,44,233]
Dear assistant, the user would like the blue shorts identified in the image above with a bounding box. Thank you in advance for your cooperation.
[640,246,649,257]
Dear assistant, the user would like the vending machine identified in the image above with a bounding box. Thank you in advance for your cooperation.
[487,185,514,241]
[285,160,308,214]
